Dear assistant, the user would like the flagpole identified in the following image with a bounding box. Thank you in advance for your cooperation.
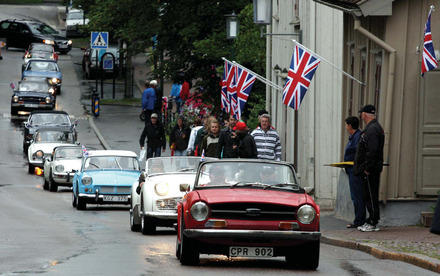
[222,57,284,91]
[291,40,365,86]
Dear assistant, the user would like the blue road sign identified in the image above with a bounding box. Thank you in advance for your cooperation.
[91,32,108,49]
[103,58,113,70]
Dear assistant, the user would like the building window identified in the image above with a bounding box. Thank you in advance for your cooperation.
[373,53,382,119]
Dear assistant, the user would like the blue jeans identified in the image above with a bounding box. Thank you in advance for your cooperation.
[346,167,366,226]
[174,150,186,156]
[147,147,162,159]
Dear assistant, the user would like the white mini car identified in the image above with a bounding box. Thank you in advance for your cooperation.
[27,127,77,174]
[130,156,215,234]
[43,145,82,192]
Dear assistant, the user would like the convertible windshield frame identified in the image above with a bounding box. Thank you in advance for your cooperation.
[82,156,140,172]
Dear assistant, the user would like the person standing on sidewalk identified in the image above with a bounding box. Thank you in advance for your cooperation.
[234,121,258,159]
[250,114,282,161]
[142,80,157,122]
[139,113,166,159]
[216,114,238,159]
[201,119,220,158]
[354,105,385,232]
[344,116,366,228]
[169,116,190,156]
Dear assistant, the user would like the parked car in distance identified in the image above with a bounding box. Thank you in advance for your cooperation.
[66,9,89,37]
[23,110,76,153]
[72,150,141,210]
[81,47,120,79]
[0,19,72,53]
[11,80,55,116]
[27,127,77,174]
[131,156,216,234]
[176,159,321,269]
[43,145,83,192]
[22,60,62,94]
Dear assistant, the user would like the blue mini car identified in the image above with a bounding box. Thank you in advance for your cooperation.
[22,60,63,94]
[72,150,141,210]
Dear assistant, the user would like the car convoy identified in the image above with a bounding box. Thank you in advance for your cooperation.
[6,17,321,271]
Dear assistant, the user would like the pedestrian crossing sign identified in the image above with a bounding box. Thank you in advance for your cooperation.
[91,32,108,49]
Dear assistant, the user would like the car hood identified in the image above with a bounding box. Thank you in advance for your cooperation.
[195,188,308,207]
[53,159,82,172]
[22,71,62,80]
[30,142,75,154]
[85,170,141,186]
[14,91,51,98]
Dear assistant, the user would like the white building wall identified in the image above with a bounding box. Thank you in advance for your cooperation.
[268,0,343,209]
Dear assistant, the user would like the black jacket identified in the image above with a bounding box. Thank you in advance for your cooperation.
[139,122,166,149]
[354,119,385,175]
[201,133,220,157]
[237,132,258,158]
[217,127,238,158]
[169,124,190,151]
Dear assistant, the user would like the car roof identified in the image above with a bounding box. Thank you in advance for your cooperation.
[30,110,68,115]
[36,126,74,132]
[200,158,293,166]
[28,59,57,64]
[19,80,49,85]
[86,150,137,158]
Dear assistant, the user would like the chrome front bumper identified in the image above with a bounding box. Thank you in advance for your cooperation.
[78,193,131,204]
[184,229,321,241]
[53,172,74,183]
[143,211,177,220]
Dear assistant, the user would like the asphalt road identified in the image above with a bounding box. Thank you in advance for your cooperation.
[0,4,437,276]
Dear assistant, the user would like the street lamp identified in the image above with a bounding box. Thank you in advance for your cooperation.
[280,68,289,80]
[225,11,239,39]
[253,0,272,25]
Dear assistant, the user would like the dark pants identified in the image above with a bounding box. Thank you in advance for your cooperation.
[362,172,381,226]
[147,146,161,159]
[346,167,366,226]
[144,109,153,125]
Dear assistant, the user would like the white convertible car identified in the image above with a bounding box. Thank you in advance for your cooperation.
[130,156,215,234]
[27,127,77,174]
[43,145,82,192]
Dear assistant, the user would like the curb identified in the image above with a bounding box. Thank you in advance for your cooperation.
[321,235,440,273]
[88,115,111,150]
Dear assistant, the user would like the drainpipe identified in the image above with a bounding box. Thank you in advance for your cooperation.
[354,17,396,204]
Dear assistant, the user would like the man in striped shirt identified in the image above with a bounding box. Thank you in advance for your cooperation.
[250,114,282,161]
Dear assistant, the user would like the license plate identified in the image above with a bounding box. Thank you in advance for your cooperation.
[59,44,68,48]
[229,247,274,257]
[103,195,128,202]
[24,104,39,108]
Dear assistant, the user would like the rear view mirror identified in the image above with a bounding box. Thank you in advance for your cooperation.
[179,184,190,192]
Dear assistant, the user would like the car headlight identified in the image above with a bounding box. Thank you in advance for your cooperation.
[33,150,44,160]
[297,204,316,224]
[48,88,55,94]
[49,77,59,84]
[190,201,209,222]
[13,95,19,102]
[82,176,92,185]
[45,97,51,104]
[43,39,55,45]
[55,165,64,172]
[154,182,169,196]
[68,40,72,45]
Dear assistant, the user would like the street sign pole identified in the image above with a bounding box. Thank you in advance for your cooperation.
[90,31,109,99]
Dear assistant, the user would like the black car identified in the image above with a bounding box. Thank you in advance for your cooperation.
[11,80,55,116]
[23,110,77,153]
[0,19,72,54]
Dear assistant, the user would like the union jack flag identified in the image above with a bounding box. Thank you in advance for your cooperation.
[422,7,438,76]
[282,45,320,110]
[234,66,256,120]
[220,61,236,113]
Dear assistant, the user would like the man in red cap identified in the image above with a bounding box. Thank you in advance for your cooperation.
[233,121,258,159]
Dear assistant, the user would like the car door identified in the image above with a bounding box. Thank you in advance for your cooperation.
[6,22,20,48]
[18,23,33,49]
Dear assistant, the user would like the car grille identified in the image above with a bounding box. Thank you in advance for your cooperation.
[97,186,130,194]
[20,97,45,102]
[156,197,181,211]
[209,203,297,220]
[57,41,68,46]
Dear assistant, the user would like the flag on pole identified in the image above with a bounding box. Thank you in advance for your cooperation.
[282,44,320,110]
[234,66,256,120]
[422,7,438,76]
[220,60,236,113]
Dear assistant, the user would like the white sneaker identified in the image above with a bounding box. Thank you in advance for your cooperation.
[357,223,368,231]
[359,223,379,232]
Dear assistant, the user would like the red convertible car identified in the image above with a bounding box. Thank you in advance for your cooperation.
[176,159,321,269]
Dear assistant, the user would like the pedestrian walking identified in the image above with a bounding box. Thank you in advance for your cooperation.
[344,116,366,228]
[216,114,238,159]
[170,80,182,114]
[139,113,166,159]
[234,121,258,158]
[354,105,385,232]
[141,80,157,122]
[250,114,282,161]
[200,119,220,158]
[169,116,190,156]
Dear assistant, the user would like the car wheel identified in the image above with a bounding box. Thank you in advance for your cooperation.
[72,190,77,207]
[43,176,49,190]
[76,194,86,210]
[179,214,199,265]
[48,172,58,192]
[285,240,320,270]
[23,142,28,153]
[57,87,61,95]
[130,206,141,232]
[141,215,156,235]
[28,163,34,174]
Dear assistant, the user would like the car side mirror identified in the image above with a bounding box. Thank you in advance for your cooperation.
[179,184,190,192]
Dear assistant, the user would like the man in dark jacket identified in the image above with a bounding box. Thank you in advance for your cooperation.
[354,105,384,232]
[139,113,166,159]
[234,121,258,158]
[169,116,190,156]
[217,114,238,158]
[344,116,365,228]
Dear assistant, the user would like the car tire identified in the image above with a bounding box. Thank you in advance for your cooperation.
[285,240,320,270]
[179,215,199,265]
[76,194,86,210]
[140,215,156,235]
[48,172,58,192]
[72,191,77,207]
[43,176,49,190]
[28,163,34,174]
[130,206,141,232]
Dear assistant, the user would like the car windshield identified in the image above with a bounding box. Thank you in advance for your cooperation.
[84,156,139,171]
[146,157,215,175]
[18,82,48,92]
[27,61,58,72]
[30,114,71,126]
[54,147,82,160]
[67,12,84,20]
[30,44,53,53]
[196,162,298,189]
[35,131,74,143]
[28,51,52,59]
[28,23,58,35]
